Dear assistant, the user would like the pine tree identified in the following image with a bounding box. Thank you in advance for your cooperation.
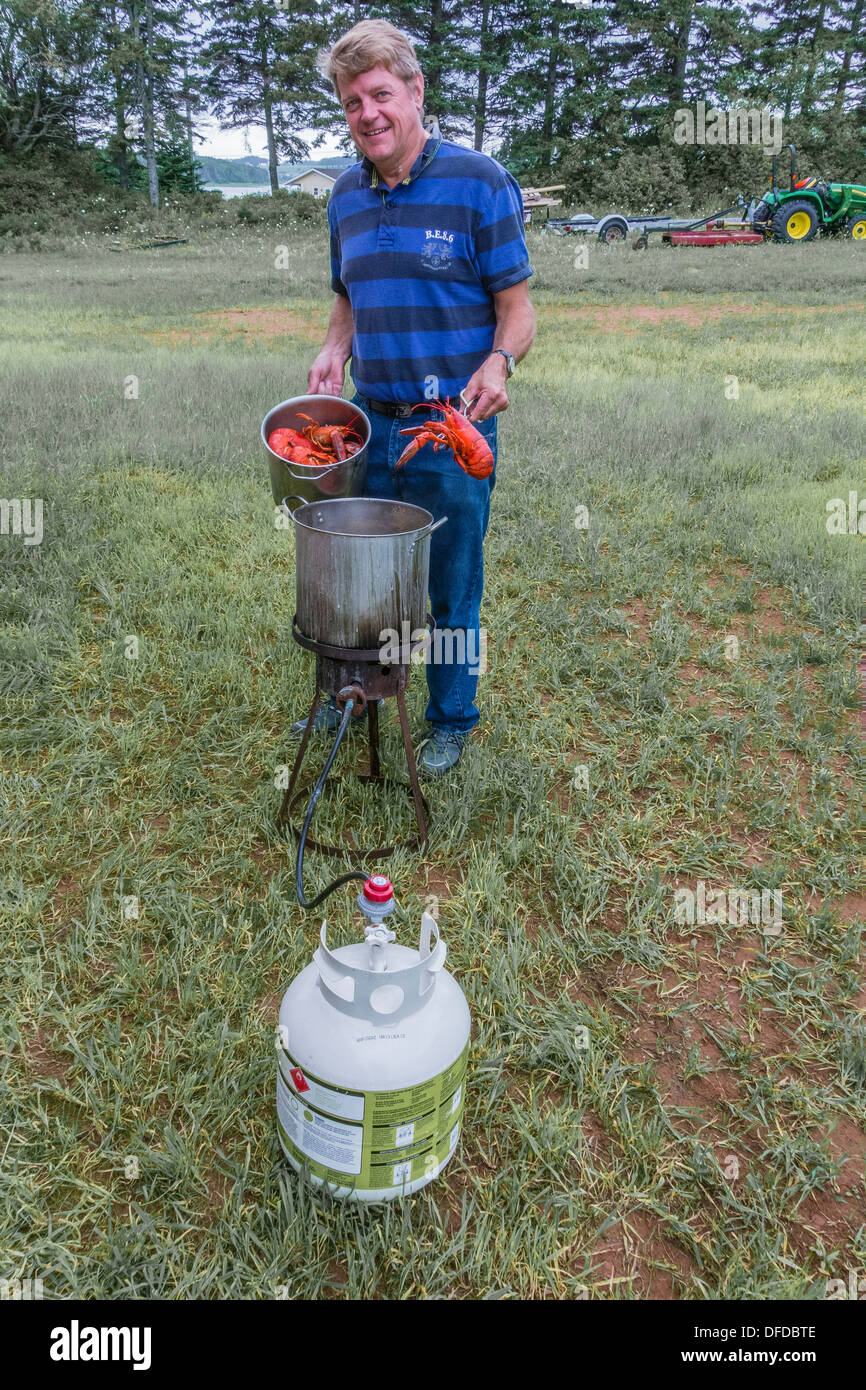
[156,126,204,190]
[200,0,333,194]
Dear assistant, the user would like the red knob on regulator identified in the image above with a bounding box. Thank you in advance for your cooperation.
[363,875,393,904]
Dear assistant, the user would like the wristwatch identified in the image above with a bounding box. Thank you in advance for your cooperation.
[489,348,515,377]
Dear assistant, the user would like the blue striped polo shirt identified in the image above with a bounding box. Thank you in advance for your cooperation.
[328,128,533,403]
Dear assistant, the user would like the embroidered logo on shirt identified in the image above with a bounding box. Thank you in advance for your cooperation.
[421,229,454,269]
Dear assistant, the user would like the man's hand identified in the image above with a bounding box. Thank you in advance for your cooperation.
[308,293,354,396]
[461,281,535,422]
[461,355,508,423]
[308,347,348,396]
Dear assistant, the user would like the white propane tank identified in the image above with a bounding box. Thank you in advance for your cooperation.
[276,876,470,1200]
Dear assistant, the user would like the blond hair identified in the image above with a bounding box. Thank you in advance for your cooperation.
[320,20,422,100]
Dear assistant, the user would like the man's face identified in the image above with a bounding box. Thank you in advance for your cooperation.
[338,65,425,169]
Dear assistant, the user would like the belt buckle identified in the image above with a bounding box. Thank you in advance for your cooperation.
[395,402,413,418]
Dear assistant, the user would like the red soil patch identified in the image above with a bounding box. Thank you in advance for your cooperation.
[255,991,282,1022]
[587,1209,698,1298]
[548,301,865,334]
[826,1114,866,1177]
[27,1027,71,1083]
[49,876,80,913]
[209,308,326,340]
[622,598,654,642]
[140,307,327,346]
[838,892,866,926]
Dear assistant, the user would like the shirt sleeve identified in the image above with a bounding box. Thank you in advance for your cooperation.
[328,199,349,297]
[475,167,534,295]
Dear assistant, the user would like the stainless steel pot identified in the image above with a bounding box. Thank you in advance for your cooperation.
[262,395,370,507]
[280,496,447,651]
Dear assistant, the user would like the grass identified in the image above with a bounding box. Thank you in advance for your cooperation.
[0,230,863,1299]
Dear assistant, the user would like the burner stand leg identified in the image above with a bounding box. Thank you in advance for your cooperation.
[368,695,382,780]
[395,676,428,847]
[277,685,323,827]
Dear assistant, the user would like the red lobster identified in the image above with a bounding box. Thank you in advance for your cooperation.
[395,398,494,480]
[267,426,332,466]
[268,414,363,467]
[296,413,364,462]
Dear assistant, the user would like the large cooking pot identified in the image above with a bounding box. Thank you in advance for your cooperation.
[263,395,370,506]
[280,496,447,652]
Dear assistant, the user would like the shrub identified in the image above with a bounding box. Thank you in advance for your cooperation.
[233,189,326,228]
[0,146,329,252]
[557,145,693,215]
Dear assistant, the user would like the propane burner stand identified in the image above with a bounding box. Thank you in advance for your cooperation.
[277,615,432,858]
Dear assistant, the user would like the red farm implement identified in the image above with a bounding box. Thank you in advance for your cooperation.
[633,199,765,249]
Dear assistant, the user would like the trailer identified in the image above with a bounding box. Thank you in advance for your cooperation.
[547,210,704,243]
[545,194,762,247]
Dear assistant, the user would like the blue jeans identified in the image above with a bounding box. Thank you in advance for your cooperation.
[351,392,497,733]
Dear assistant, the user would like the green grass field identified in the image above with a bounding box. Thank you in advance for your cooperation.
[1,231,863,1299]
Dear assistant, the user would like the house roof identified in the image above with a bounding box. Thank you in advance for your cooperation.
[280,157,356,181]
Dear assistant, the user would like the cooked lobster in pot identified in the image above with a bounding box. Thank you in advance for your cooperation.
[268,414,364,467]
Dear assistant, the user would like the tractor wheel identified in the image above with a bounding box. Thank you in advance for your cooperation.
[772,199,820,243]
[750,199,771,232]
[847,213,866,241]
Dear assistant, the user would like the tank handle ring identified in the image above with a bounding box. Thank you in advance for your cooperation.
[313,916,446,1018]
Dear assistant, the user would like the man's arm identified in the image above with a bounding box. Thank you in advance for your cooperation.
[461,280,536,423]
[308,293,355,396]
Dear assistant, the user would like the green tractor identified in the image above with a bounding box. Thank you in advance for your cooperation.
[751,145,866,243]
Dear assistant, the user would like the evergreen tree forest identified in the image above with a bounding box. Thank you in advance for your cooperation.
[1,1,863,212]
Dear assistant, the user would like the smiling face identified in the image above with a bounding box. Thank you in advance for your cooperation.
[338,65,426,178]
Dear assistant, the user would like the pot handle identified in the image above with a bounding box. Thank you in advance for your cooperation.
[285,456,344,480]
[410,516,448,552]
[280,495,307,520]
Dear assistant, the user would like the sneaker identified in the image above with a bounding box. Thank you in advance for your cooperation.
[416,727,468,777]
[291,697,382,737]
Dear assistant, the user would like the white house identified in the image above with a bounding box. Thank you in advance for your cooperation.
[280,157,356,197]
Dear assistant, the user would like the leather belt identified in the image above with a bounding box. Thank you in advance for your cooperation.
[362,397,429,418]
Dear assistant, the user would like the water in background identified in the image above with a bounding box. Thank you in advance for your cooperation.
[202,184,280,198]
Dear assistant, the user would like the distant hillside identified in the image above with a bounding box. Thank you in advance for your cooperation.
[196,155,270,185]
[197,153,357,186]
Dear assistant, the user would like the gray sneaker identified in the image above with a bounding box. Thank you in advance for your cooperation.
[416,728,468,777]
[291,697,382,737]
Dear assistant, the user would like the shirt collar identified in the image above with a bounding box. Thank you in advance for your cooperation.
[362,118,442,189]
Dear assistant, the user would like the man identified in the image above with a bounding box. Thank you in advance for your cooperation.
[299,19,535,775]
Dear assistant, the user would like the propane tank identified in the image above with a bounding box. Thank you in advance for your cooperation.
[276,876,470,1200]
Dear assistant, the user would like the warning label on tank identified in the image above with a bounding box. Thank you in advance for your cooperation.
[277,1069,363,1175]
[277,1041,469,1194]
[278,1051,365,1122]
